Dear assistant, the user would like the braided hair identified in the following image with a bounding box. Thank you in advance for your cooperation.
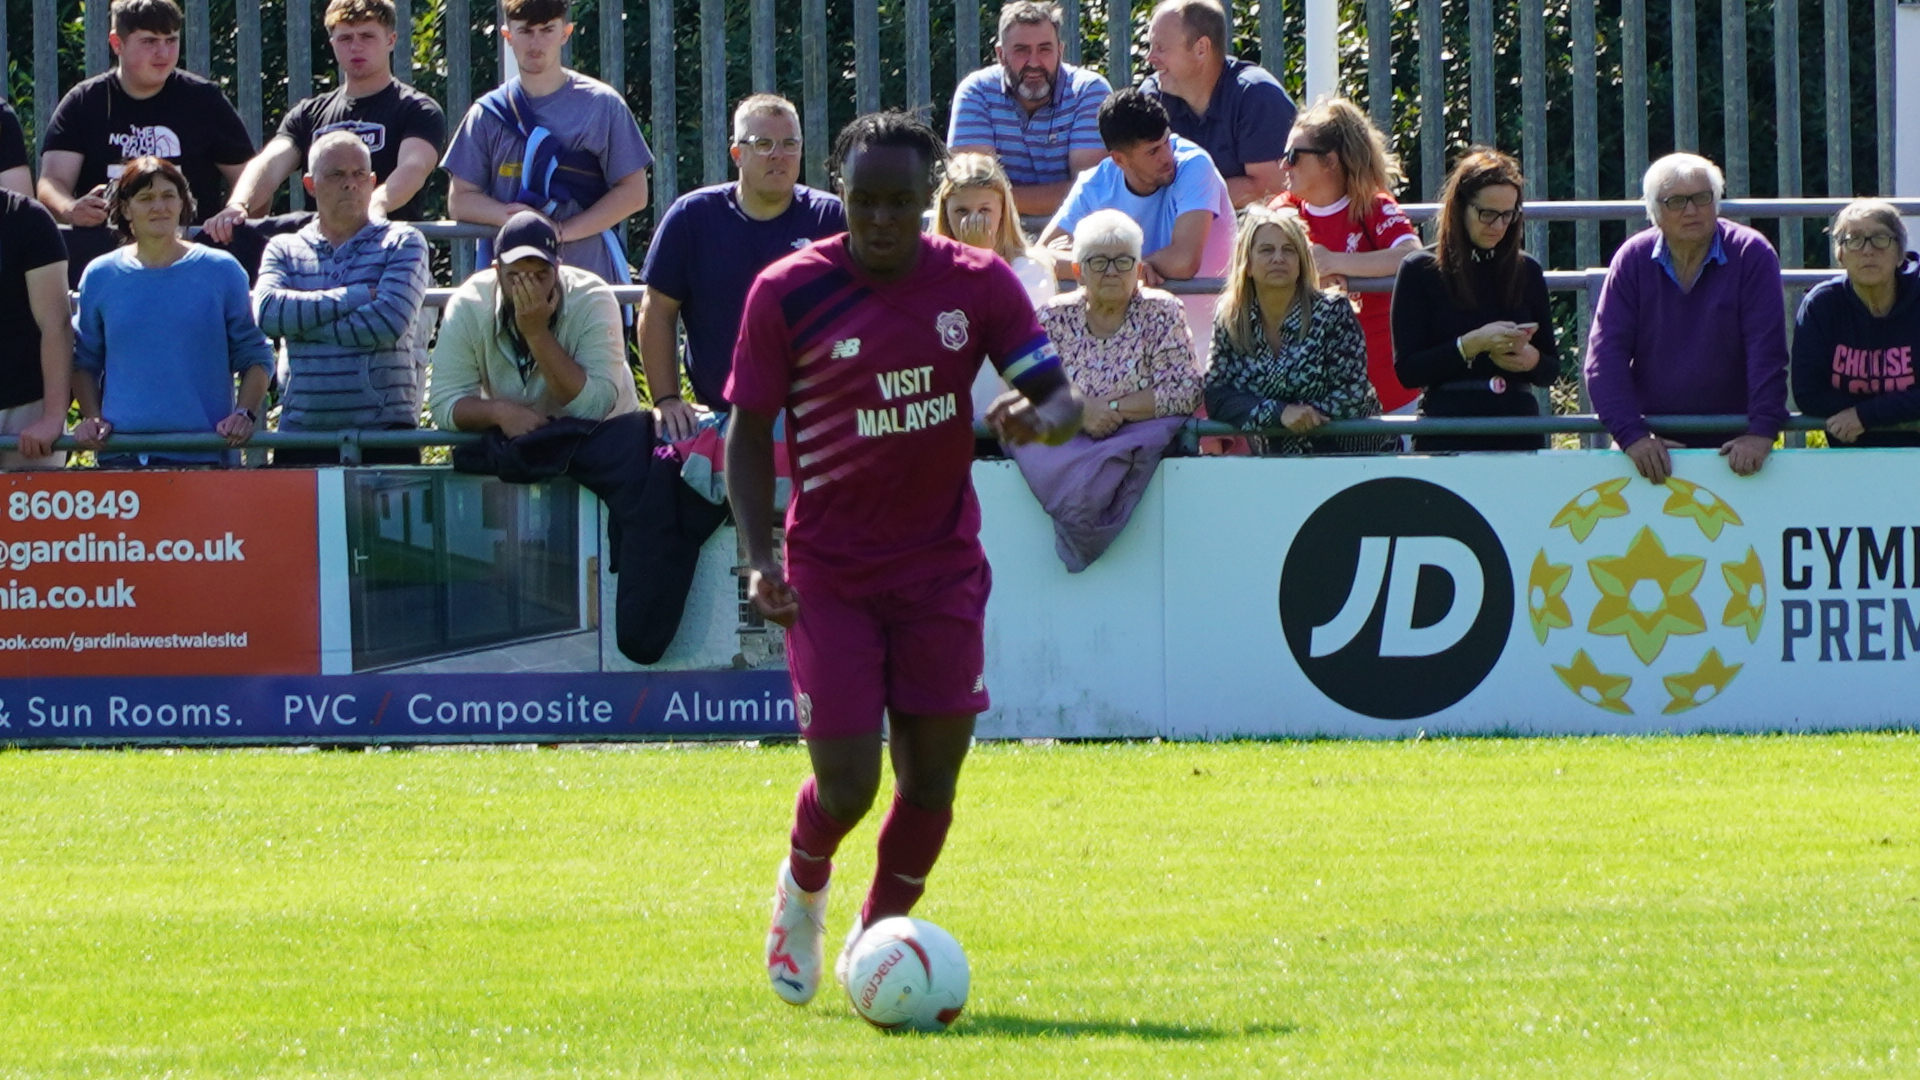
[829,110,949,190]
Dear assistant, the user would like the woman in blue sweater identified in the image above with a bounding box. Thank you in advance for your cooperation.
[1791,200,1920,448]
[73,156,272,466]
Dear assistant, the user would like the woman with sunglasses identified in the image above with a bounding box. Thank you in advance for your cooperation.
[1389,147,1559,451]
[1270,96,1421,416]
[1790,199,1920,447]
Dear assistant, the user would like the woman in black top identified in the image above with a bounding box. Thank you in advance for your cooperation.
[1391,147,1559,451]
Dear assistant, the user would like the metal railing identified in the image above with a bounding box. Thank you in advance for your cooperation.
[5,414,1900,461]
[404,197,1917,305]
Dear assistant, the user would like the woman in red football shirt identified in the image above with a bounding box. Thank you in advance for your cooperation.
[1270,97,1422,415]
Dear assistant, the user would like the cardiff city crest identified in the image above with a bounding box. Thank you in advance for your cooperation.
[935,310,970,351]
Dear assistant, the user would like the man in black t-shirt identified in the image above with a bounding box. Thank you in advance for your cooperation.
[37,0,253,280]
[203,0,445,243]
[0,192,73,469]
[0,101,30,198]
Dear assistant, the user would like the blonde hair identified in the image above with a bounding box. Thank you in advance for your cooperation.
[932,152,1034,265]
[1217,206,1321,354]
[1291,96,1404,225]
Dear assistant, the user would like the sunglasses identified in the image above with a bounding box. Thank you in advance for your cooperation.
[1282,146,1332,167]
[1082,254,1139,275]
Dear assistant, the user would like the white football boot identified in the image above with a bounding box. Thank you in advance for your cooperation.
[766,858,829,1005]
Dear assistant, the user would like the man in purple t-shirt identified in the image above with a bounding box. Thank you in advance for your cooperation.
[638,94,845,441]
[727,113,1081,1010]
[1585,153,1790,484]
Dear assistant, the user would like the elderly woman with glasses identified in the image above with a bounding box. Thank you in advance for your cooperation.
[1790,199,1920,447]
[1390,147,1560,451]
[1008,208,1202,571]
[1584,152,1789,483]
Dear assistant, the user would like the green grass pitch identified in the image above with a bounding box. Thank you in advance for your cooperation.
[1,735,1915,1078]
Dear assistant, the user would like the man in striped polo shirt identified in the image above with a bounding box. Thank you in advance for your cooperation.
[948,2,1112,218]
[253,131,432,465]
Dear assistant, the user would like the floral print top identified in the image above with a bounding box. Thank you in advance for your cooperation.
[1203,290,1394,455]
[1036,287,1203,417]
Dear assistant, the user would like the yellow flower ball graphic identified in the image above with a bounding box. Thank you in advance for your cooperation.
[1534,476,1766,716]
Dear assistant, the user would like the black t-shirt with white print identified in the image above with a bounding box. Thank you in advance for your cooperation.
[275,80,447,220]
[40,69,254,225]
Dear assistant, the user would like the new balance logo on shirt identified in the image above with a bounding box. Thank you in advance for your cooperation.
[831,338,862,359]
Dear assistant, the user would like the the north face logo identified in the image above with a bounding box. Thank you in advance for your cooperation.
[108,125,183,159]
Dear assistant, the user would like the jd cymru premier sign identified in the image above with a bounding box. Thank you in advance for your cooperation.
[1146,452,1920,737]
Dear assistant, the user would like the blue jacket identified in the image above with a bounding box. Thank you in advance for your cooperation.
[1791,253,1920,446]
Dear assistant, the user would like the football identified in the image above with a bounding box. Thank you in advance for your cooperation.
[843,917,970,1032]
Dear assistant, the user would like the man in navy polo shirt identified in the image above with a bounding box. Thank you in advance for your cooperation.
[638,94,846,441]
[1143,0,1295,208]
[948,1,1112,218]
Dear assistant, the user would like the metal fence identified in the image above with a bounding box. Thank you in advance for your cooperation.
[9,0,1896,265]
[7,412,1908,462]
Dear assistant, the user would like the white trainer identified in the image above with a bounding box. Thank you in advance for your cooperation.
[833,918,864,989]
[766,859,829,1005]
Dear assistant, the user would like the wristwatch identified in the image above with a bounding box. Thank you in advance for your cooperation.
[236,407,257,422]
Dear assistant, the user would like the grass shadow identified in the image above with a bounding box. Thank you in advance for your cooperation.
[955,1013,1300,1041]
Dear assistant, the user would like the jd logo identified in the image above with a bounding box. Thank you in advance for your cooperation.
[1280,478,1513,719]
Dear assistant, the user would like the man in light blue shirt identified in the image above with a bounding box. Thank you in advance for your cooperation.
[947,1,1111,217]
[1041,89,1233,341]
[1041,89,1233,283]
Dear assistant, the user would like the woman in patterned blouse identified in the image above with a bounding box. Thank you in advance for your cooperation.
[1009,209,1202,571]
[1036,209,1203,432]
[1204,205,1393,455]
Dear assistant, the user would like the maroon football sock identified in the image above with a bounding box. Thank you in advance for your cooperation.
[789,776,856,893]
[859,792,954,924]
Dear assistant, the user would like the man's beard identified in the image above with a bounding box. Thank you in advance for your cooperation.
[1011,66,1054,103]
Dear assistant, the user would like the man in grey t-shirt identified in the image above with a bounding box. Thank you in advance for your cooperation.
[441,0,651,285]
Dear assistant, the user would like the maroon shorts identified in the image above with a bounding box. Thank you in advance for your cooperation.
[785,561,992,738]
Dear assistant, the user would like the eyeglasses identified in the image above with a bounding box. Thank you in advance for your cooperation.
[737,136,803,156]
[1837,232,1897,252]
[1467,203,1521,226]
[1657,189,1715,213]
[1082,254,1138,274]
[1282,146,1332,167]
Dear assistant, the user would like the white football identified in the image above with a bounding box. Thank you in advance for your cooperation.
[843,916,970,1032]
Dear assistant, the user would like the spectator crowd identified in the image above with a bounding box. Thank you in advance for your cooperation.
[2,0,1915,563]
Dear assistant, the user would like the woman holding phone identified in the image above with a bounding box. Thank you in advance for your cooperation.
[1390,147,1560,451]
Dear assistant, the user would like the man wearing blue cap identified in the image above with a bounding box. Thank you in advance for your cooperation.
[428,209,639,436]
